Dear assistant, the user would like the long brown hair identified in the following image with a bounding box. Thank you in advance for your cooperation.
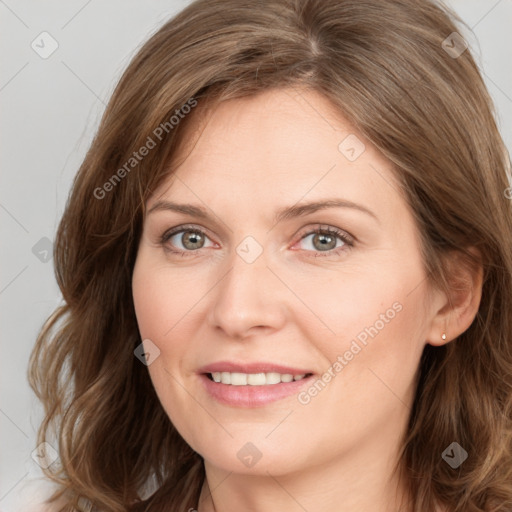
[28,0,512,510]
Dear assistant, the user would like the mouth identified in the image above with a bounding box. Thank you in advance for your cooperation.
[204,371,314,385]
[198,364,316,407]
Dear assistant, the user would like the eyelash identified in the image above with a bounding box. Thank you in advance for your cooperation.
[159,224,354,258]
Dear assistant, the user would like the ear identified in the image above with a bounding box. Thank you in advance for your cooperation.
[426,247,484,346]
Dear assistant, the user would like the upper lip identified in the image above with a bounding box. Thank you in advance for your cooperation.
[198,361,314,375]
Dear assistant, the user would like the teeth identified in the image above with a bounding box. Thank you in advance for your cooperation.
[264,372,281,385]
[230,372,247,386]
[211,372,307,385]
[247,373,267,385]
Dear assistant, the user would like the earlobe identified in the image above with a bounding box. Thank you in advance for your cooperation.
[427,317,450,347]
[426,247,483,347]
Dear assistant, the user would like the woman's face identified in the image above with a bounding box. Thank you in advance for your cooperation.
[132,88,443,478]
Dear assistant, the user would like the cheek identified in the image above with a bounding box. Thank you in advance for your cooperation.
[284,267,405,346]
[321,285,427,415]
[286,292,424,452]
[132,257,206,342]
[296,262,428,394]
[132,259,203,430]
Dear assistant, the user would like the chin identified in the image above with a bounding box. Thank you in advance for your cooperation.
[197,436,312,477]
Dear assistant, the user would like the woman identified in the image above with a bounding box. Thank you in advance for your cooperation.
[29,0,512,510]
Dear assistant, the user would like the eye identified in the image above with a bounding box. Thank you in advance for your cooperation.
[159,224,354,258]
[294,225,354,257]
[160,224,216,256]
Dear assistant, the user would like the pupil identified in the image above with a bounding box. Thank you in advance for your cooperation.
[184,231,203,249]
[316,233,335,251]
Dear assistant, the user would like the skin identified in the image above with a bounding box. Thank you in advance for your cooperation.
[131,87,482,512]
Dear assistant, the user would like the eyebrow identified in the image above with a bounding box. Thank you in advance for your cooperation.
[147,198,379,225]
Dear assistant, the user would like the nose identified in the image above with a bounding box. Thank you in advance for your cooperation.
[207,242,288,340]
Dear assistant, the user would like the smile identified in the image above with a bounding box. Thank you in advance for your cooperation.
[208,371,310,385]
[200,372,315,407]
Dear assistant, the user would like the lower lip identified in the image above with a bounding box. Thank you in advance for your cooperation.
[199,374,314,407]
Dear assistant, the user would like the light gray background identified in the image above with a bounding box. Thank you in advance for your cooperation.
[1,1,511,510]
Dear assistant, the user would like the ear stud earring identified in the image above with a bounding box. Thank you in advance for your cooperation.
[441,333,447,340]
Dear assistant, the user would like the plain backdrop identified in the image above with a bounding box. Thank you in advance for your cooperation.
[1,1,511,510]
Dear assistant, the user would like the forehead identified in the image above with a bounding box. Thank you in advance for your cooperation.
[150,87,404,222]
[174,88,353,169]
